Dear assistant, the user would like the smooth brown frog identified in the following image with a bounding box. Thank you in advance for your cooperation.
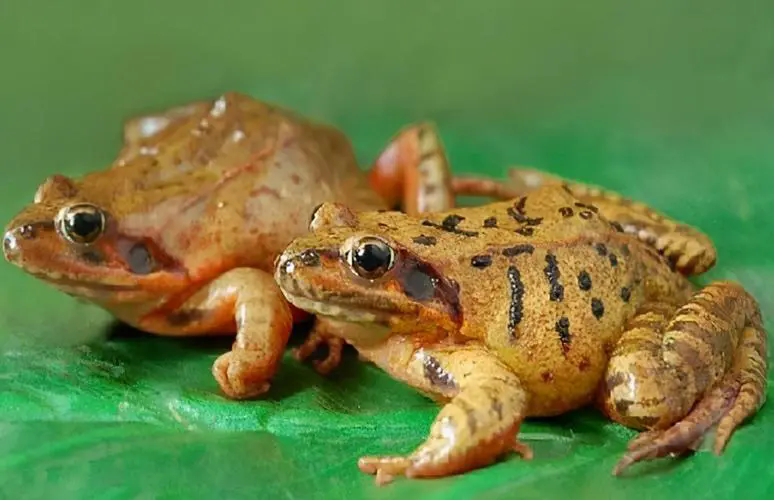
[274,174,767,484]
[2,92,506,399]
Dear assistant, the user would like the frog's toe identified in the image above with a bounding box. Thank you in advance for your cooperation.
[212,349,272,399]
[612,376,742,476]
[292,333,344,375]
[358,456,411,486]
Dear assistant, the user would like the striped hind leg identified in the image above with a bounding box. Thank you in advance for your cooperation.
[509,168,717,275]
[368,122,456,215]
[598,281,767,475]
[453,167,717,276]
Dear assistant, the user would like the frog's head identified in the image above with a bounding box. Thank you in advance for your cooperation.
[3,173,186,304]
[274,202,462,336]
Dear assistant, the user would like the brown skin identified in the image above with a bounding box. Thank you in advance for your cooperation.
[2,92,488,399]
[274,182,767,484]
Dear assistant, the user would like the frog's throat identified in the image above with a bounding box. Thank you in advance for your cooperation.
[279,289,389,324]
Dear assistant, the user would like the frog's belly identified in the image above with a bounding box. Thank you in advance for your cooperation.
[497,343,610,416]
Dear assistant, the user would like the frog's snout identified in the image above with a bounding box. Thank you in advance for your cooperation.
[3,230,19,263]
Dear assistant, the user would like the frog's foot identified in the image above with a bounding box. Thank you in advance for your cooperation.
[354,339,530,485]
[213,349,272,399]
[601,282,767,475]
[155,268,294,400]
[292,329,344,375]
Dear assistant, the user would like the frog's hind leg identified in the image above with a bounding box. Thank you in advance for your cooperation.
[599,281,767,475]
[369,122,455,215]
[508,168,717,276]
[355,338,532,485]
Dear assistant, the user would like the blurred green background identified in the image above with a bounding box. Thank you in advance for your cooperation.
[1,1,773,499]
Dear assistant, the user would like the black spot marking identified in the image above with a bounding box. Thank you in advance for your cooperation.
[559,207,574,217]
[591,298,605,319]
[299,249,320,267]
[507,266,525,340]
[621,286,631,302]
[543,253,564,302]
[423,354,457,391]
[514,197,527,214]
[555,317,572,354]
[167,309,205,327]
[611,221,624,233]
[561,183,574,195]
[471,255,492,268]
[507,207,543,226]
[579,210,594,219]
[483,217,498,228]
[502,244,535,257]
[442,214,464,229]
[422,217,479,237]
[515,227,534,236]
[608,253,618,267]
[127,243,155,275]
[413,235,437,246]
[79,249,104,265]
[594,243,608,256]
[574,202,599,213]
[578,271,592,291]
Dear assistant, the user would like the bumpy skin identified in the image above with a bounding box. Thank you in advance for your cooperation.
[274,183,767,484]
[2,92,465,399]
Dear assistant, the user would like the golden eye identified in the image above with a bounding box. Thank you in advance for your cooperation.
[349,237,394,279]
[58,204,105,244]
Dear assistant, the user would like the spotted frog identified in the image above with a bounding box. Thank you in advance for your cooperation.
[2,92,504,399]
[275,175,767,483]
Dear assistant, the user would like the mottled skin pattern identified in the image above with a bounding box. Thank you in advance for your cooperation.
[274,183,767,484]
[2,92,477,400]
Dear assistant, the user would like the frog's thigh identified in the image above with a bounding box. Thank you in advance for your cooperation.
[356,339,531,485]
[192,268,293,399]
[508,167,717,276]
[369,123,455,215]
[600,282,767,475]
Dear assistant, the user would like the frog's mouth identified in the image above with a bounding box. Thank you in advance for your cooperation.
[30,271,142,293]
[279,288,390,324]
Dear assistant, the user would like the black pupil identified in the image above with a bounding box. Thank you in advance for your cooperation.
[355,242,391,273]
[67,210,102,238]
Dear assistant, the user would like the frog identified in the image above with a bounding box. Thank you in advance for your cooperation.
[2,91,502,400]
[274,176,767,484]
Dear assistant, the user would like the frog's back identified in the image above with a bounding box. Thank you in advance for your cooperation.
[380,185,690,415]
[102,92,383,279]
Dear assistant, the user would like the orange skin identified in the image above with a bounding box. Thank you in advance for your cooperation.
[275,177,766,484]
[2,92,502,399]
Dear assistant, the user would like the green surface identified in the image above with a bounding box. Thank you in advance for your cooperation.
[1,1,774,499]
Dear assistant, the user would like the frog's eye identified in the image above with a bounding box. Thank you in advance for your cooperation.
[349,237,394,279]
[58,204,106,244]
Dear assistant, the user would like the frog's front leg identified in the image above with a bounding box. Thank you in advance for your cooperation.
[354,336,532,485]
[292,318,346,375]
[599,281,767,475]
[144,268,293,399]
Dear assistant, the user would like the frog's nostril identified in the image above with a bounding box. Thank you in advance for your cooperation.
[3,232,18,260]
